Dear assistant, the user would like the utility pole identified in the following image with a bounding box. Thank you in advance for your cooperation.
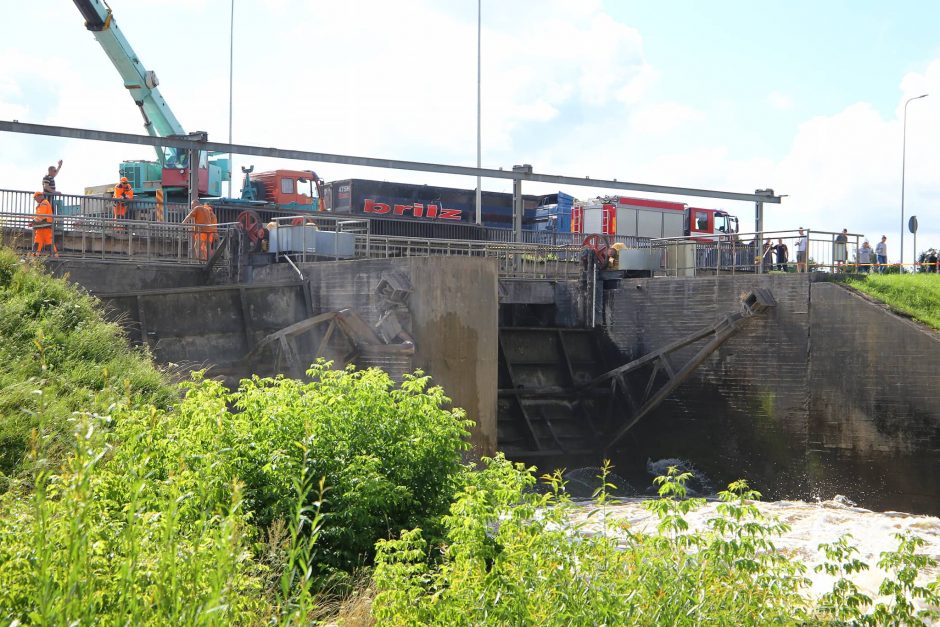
[900,93,928,268]
[475,0,482,225]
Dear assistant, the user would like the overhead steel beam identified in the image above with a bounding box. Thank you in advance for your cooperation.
[0,120,782,204]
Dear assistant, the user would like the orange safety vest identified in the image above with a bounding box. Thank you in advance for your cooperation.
[113,183,134,200]
[34,199,53,228]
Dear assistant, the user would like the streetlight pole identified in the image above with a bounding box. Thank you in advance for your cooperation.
[901,93,927,269]
[474,0,482,225]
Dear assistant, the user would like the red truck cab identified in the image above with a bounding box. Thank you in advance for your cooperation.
[241,169,324,209]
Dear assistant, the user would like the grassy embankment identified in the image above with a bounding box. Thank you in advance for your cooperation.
[846,273,940,331]
[1,248,939,625]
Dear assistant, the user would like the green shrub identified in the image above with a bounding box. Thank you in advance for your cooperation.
[228,363,472,579]
[99,363,471,582]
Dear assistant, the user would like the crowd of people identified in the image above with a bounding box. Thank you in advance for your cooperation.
[752,229,940,274]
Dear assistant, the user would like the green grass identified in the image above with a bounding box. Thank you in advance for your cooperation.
[0,249,175,483]
[845,274,940,330]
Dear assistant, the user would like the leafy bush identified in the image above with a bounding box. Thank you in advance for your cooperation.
[228,363,472,579]
[99,363,471,582]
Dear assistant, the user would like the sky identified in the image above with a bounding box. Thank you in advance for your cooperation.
[1,0,939,262]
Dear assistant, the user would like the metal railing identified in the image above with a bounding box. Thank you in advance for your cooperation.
[0,188,191,222]
[483,227,648,248]
[353,235,583,279]
[0,210,238,265]
[648,229,871,277]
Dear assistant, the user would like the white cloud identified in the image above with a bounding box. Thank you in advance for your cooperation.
[630,101,705,135]
[768,90,793,110]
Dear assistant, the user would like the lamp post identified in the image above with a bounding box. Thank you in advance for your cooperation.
[901,93,928,269]
[474,0,482,225]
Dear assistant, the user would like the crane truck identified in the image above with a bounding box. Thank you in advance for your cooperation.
[72,0,228,197]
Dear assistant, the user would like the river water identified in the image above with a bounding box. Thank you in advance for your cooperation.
[569,495,940,607]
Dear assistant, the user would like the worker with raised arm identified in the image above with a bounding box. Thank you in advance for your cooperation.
[42,160,63,197]
[31,192,58,257]
[112,176,134,221]
[182,200,213,261]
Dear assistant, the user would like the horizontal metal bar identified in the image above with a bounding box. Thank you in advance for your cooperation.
[0,120,782,204]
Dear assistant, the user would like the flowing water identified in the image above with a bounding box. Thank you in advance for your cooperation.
[564,462,940,606]
[571,496,940,601]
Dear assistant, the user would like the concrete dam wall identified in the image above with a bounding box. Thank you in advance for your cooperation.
[61,257,499,457]
[604,274,940,513]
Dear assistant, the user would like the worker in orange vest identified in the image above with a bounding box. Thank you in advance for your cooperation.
[31,191,58,257]
[112,176,134,221]
[182,200,217,261]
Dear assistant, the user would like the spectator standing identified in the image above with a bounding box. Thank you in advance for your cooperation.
[926,250,939,273]
[833,228,848,272]
[875,235,888,273]
[774,238,789,271]
[761,239,774,271]
[42,160,63,198]
[795,228,808,272]
[42,160,63,213]
[858,241,873,273]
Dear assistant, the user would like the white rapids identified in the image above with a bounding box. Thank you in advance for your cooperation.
[570,496,940,604]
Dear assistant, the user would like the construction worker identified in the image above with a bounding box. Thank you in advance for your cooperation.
[182,200,215,261]
[30,192,58,257]
[112,176,134,221]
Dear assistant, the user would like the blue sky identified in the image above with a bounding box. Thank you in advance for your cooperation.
[610,0,940,158]
[1,0,939,261]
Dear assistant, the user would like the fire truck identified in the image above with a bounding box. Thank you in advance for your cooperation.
[572,196,738,239]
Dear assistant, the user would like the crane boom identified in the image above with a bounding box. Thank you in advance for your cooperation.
[72,0,185,159]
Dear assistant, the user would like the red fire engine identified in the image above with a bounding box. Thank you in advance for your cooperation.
[572,196,737,239]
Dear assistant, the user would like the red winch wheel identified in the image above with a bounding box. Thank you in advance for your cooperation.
[582,234,610,265]
[236,210,264,243]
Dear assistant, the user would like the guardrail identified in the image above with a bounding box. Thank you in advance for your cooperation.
[649,229,872,276]
[354,235,582,279]
[0,210,238,265]
[0,188,191,222]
